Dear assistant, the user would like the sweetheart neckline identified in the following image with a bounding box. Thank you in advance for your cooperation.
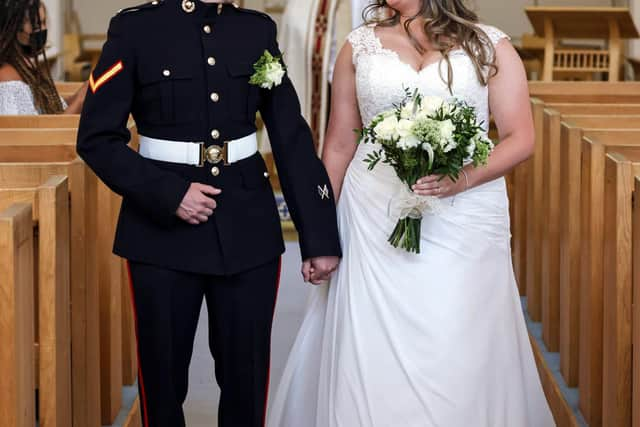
[369,26,465,75]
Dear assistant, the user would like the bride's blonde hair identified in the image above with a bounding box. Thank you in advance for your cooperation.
[363,0,499,90]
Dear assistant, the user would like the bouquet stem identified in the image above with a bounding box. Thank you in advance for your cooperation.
[388,217,422,253]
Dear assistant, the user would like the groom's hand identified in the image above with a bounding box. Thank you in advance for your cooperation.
[302,256,340,285]
[176,183,222,225]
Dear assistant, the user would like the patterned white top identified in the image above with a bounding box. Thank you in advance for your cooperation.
[0,80,68,115]
[347,23,510,130]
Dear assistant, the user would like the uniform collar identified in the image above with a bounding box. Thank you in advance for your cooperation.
[177,0,234,18]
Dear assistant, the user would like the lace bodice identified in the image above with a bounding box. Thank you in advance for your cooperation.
[347,24,510,131]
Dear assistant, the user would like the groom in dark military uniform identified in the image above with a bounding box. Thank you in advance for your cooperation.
[76,0,341,425]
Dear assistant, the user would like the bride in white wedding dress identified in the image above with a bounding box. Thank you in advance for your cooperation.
[268,0,555,426]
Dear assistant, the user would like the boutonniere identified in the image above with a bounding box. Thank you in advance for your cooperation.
[249,50,286,90]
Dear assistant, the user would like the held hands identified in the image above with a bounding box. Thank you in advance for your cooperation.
[302,256,340,285]
[177,183,222,225]
[412,172,469,198]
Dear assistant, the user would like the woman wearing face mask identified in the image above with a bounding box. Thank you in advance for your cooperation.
[268,0,555,426]
[0,0,87,115]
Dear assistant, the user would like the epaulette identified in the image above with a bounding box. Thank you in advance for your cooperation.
[234,5,273,22]
[117,0,164,16]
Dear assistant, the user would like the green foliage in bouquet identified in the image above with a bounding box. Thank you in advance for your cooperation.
[356,88,495,253]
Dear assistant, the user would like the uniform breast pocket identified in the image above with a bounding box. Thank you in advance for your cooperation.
[137,65,196,125]
[226,62,260,122]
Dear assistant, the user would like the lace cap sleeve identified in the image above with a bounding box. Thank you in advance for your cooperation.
[347,25,378,65]
[476,24,511,46]
[0,81,38,115]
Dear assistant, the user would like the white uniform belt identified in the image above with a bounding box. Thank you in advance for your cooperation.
[138,133,258,167]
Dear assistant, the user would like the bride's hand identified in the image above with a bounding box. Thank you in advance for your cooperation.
[412,174,467,198]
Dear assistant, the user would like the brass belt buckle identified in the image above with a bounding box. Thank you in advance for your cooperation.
[199,142,229,167]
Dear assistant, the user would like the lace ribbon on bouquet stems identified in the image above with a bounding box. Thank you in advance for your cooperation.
[387,185,442,253]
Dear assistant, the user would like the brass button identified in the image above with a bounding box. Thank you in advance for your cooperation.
[207,57,216,66]
[211,129,220,139]
[210,92,220,102]
[152,0,159,4]
[263,172,269,178]
[162,69,171,77]
[203,25,212,34]
[211,166,220,177]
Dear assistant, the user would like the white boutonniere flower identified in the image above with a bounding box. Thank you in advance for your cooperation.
[250,50,286,90]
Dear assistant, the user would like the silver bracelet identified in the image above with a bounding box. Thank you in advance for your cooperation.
[461,169,470,191]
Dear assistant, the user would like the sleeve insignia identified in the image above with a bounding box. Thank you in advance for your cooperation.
[318,184,330,200]
[89,61,124,93]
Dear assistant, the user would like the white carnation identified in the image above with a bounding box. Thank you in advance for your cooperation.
[373,115,399,140]
[263,62,285,88]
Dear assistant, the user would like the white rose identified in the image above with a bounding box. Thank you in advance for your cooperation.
[396,119,415,138]
[400,101,417,119]
[420,96,445,116]
[464,139,476,163]
[439,119,457,152]
[373,115,399,140]
[263,62,285,88]
[397,134,421,150]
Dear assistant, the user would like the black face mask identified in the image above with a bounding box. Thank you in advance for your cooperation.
[20,29,47,56]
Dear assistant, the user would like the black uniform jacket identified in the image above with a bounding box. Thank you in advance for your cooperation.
[77,0,342,275]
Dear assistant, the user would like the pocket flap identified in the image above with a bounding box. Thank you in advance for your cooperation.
[138,63,193,85]
[227,62,255,77]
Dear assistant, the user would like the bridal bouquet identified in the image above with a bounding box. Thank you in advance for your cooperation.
[357,89,495,253]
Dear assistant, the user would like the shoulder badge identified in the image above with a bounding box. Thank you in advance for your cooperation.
[117,0,164,16]
[234,6,273,21]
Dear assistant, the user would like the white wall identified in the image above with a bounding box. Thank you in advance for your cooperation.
[43,0,64,78]
[71,0,637,46]
[73,0,139,34]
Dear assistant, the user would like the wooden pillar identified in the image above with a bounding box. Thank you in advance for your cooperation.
[37,176,72,427]
[609,18,622,82]
[0,204,35,427]
[634,176,640,427]
[542,17,555,82]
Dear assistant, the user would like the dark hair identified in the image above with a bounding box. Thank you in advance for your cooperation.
[0,0,64,113]
[363,0,498,90]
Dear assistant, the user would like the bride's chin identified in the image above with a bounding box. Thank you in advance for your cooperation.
[385,0,421,16]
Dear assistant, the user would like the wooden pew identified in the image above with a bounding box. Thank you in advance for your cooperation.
[518,101,640,301]
[541,117,640,372]
[579,133,640,427]
[0,116,139,391]
[54,81,84,99]
[0,128,78,162]
[542,114,640,358]
[603,151,640,427]
[0,160,101,427]
[0,121,139,425]
[0,176,72,427]
[529,82,640,103]
[0,203,35,427]
[524,98,640,325]
[0,115,80,128]
[633,175,640,427]
[558,122,640,388]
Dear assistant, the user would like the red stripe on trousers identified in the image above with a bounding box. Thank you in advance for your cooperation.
[263,257,283,426]
[126,261,151,427]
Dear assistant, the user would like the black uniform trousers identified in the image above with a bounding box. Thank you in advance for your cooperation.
[126,258,281,427]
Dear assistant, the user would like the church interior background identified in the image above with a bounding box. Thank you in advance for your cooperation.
[5,0,640,426]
